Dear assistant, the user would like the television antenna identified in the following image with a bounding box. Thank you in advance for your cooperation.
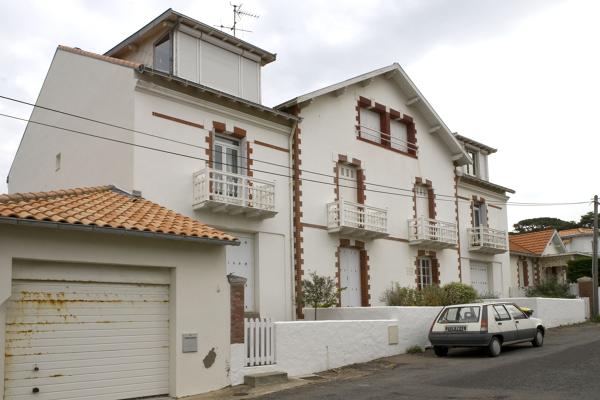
[214,3,259,37]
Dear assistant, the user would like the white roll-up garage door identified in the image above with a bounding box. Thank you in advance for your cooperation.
[4,279,170,400]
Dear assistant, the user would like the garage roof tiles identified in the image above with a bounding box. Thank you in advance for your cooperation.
[0,185,236,243]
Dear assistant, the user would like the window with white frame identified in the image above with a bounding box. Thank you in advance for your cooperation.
[359,108,382,143]
[390,120,408,152]
[473,202,487,227]
[417,257,433,289]
[154,33,172,74]
[466,149,479,176]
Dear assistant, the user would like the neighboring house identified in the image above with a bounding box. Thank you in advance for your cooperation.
[0,185,238,399]
[508,229,587,293]
[559,227,595,255]
[275,63,513,314]
[7,9,298,321]
[455,135,514,297]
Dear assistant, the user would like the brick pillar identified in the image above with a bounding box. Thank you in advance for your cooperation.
[227,274,246,344]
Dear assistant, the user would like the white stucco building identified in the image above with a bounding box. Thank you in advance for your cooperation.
[559,228,595,255]
[275,64,514,314]
[8,9,297,322]
[7,8,517,322]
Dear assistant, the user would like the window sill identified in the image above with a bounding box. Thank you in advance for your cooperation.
[356,136,417,159]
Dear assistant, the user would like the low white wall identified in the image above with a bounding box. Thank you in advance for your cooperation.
[304,306,442,349]
[274,320,398,377]
[494,298,587,328]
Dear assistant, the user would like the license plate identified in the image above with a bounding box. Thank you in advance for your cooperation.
[445,325,467,333]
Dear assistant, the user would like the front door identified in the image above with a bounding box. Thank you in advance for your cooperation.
[214,136,242,200]
[340,247,361,307]
[470,262,490,295]
[226,233,255,312]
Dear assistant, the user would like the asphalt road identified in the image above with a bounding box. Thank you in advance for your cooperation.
[258,323,600,400]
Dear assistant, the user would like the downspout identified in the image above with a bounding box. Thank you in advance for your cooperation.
[288,119,298,320]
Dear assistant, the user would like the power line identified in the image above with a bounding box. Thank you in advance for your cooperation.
[1,94,580,205]
[0,108,591,208]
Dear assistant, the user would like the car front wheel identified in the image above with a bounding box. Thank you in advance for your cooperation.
[488,337,502,357]
[532,329,544,347]
[433,346,449,357]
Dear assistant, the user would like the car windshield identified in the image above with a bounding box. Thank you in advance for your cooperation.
[437,306,481,323]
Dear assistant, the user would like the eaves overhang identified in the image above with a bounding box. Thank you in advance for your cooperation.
[137,66,299,125]
[274,63,471,165]
[0,217,240,246]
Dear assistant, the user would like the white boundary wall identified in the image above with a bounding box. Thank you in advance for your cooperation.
[229,301,586,383]
[274,319,398,377]
[488,298,587,328]
[303,306,442,347]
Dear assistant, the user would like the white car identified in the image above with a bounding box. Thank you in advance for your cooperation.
[428,302,545,357]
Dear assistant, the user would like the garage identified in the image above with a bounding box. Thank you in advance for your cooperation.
[4,264,170,400]
[470,262,491,295]
[0,185,238,398]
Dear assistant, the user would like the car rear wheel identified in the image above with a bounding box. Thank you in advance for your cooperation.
[488,337,502,357]
[433,346,449,357]
[532,329,544,347]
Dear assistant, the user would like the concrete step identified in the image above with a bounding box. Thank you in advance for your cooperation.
[244,371,288,387]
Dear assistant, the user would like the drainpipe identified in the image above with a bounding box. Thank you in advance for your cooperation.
[288,119,298,320]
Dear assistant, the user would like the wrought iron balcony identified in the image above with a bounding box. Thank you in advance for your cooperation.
[327,199,388,239]
[468,226,508,254]
[192,168,276,218]
[408,217,458,249]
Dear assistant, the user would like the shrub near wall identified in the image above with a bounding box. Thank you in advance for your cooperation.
[381,283,478,306]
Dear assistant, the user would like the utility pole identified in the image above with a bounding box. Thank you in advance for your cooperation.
[592,195,599,318]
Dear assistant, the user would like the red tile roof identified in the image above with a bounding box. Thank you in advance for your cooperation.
[509,230,555,255]
[58,45,142,69]
[558,228,593,238]
[0,185,236,243]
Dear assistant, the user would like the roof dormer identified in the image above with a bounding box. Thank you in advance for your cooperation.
[105,9,275,104]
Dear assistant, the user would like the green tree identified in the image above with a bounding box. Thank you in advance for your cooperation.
[299,272,343,320]
[512,217,578,233]
[579,212,594,228]
[567,257,597,283]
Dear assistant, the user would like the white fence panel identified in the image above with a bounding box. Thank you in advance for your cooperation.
[245,318,276,366]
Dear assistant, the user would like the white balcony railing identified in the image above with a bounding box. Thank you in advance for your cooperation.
[408,217,458,249]
[327,199,388,239]
[468,226,508,254]
[357,125,418,154]
[193,167,277,218]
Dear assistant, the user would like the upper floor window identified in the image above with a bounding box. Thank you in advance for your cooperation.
[213,135,241,175]
[154,33,172,73]
[466,149,479,177]
[356,97,418,156]
[359,108,382,144]
[390,119,408,152]
[473,202,487,227]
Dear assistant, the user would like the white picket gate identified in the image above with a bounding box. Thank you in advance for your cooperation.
[244,317,276,366]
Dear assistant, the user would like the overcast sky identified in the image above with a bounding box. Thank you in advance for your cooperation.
[0,0,598,227]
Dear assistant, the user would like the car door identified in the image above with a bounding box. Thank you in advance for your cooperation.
[492,304,517,342]
[505,304,537,340]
